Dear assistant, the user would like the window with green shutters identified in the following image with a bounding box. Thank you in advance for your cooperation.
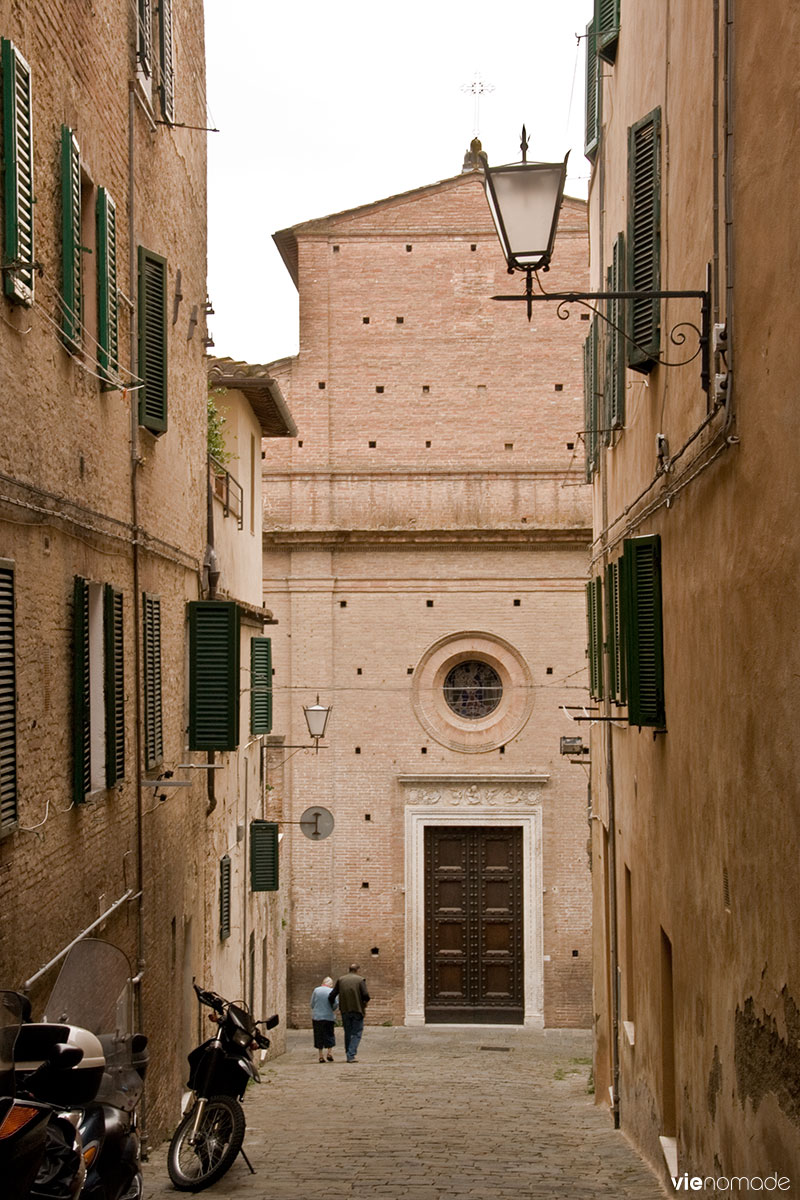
[188,601,240,751]
[159,0,175,124]
[96,189,119,387]
[138,246,168,434]
[104,586,125,786]
[584,19,600,161]
[583,319,599,481]
[605,558,626,705]
[622,535,665,727]
[1,39,35,305]
[142,592,163,769]
[596,0,620,64]
[137,0,153,78]
[628,109,661,372]
[250,637,272,735]
[0,562,18,832]
[61,126,82,350]
[250,820,279,892]
[73,576,91,803]
[605,232,626,439]
[586,575,604,702]
[219,855,231,940]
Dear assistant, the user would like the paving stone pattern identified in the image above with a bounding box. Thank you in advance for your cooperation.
[142,1026,667,1200]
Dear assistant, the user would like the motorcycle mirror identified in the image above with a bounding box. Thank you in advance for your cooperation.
[264,1014,279,1030]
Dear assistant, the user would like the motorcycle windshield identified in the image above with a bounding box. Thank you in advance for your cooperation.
[0,991,24,1098]
[44,940,141,1112]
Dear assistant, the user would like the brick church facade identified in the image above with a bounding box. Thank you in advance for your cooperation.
[264,160,593,1027]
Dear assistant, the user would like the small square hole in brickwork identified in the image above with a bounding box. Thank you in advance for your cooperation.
[546,667,553,675]
[567,442,574,450]
[426,600,434,607]
[555,383,564,392]
[332,245,340,252]
[470,244,477,251]
[371,946,379,956]
[272,667,275,675]
[376,385,384,393]
[355,746,361,754]
[261,450,266,459]
[365,813,371,821]
[406,244,412,252]
[407,667,414,675]
[369,440,377,448]
[580,312,590,321]
[505,443,514,451]
[422,385,430,394]
[396,316,404,324]
[572,949,579,957]
[499,746,505,754]
[363,316,370,324]
[357,667,362,675]
[362,881,370,888]
[318,381,326,389]
[425,441,431,448]
[421,747,427,754]
[297,440,303,447]
[513,598,521,607]
[340,600,347,608]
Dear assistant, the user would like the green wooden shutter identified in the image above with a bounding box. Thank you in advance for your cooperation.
[142,592,163,769]
[188,601,240,751]
[584,20,600,161]
[219,855,231,940]
[96,189,119,387]
[596,0,620,64]
[604,232,626,438]
[104,585,125,787]
[0,564,18,830]
[61,126,82,349]
[605,559,627,705]
[250,820,279,892]
[586,576,604,702]
[250,637,272,735]
[628,109,661,371]
[622,535,665,727]
[73,576,91,803]
[137,0,153,77]
[159,0,175,124]
[584,320,599,481]
[1,39,35,305]
[138,246,168,434]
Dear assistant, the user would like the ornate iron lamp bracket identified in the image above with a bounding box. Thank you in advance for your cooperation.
[493,266,712,396]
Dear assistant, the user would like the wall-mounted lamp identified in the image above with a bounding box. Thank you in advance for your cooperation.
[278,695,333,755]
[481,127,711,395]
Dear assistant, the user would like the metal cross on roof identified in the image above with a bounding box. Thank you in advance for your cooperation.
[461,71,495,137]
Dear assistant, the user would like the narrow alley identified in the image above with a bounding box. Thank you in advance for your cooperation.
[142,1026,666,1200]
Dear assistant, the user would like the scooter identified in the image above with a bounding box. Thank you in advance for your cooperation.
[41,940,148,1200]
[167,983,278,1191]
[0,986,103,1200]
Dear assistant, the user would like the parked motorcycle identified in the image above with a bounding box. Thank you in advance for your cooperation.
[42,940,148,1200]
[0,985,101,1200]
[167,984,278,1191]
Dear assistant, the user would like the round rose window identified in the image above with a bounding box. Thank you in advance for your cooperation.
[443,660,503,720]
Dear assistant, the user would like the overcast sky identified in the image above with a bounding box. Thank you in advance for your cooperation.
[203,1,594,366]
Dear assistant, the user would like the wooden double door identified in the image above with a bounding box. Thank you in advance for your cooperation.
[424,826,523,1024]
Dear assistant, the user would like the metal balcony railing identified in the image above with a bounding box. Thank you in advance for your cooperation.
[209,455,243,530]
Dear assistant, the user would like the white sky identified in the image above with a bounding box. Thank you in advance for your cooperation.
[203,0,594,366]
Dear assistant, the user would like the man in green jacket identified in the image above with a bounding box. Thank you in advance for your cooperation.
[329,964,370,1063]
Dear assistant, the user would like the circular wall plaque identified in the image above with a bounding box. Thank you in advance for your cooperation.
[299,806,334,840]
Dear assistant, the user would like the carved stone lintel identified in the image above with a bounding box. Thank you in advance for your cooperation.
[405,783,544,808]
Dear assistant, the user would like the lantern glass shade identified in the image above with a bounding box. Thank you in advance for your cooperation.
[303,698,331,740]
[482,154,569,272]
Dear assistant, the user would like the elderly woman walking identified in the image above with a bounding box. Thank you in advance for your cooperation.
[310,975,338,1062]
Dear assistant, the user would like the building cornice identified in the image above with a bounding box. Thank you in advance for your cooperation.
[261,527,592,550]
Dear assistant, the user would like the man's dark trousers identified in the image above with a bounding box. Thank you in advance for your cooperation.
[342,1012,364,1061]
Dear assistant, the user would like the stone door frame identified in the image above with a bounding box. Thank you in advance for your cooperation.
[402,779,545,1026]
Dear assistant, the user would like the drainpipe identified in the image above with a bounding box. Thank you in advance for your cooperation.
[722,0,735,432]
[128,79,148,1155]
[205,458,219,815]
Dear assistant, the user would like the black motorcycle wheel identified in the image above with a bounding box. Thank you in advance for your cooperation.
[166,1095,246,1191]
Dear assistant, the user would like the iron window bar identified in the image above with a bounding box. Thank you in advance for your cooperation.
[208,454,243,530]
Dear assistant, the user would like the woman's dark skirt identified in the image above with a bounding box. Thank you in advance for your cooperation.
[312,1019,335,1049]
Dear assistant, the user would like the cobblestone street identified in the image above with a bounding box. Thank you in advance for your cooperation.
[142,1026,667,1200]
